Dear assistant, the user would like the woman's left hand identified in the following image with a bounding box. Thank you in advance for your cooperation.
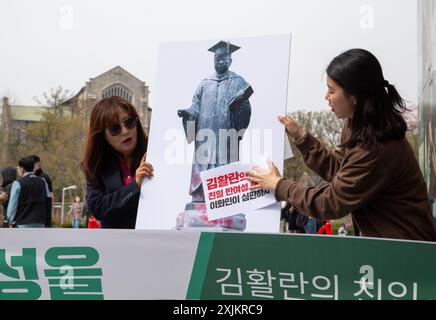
[136,153,154,186]
[246,161,282,191]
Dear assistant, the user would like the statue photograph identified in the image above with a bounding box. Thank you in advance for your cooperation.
[135,35,291,233]
[176,41,253,230]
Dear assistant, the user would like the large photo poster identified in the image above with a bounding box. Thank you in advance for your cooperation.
[419,1,436,206]
[136,34,291,232]
[424,71,436,199]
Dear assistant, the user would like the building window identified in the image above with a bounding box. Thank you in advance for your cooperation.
[102,85,132,102]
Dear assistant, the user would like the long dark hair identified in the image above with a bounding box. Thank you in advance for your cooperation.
[1,166,17,188]
[326,49,408,148]
[81,96,148,189]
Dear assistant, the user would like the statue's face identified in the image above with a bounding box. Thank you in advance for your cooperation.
[214,53,231,75]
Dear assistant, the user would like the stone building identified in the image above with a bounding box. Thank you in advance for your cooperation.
[62,65,151,132]
[1,66,151,164]
[1,97,49,143]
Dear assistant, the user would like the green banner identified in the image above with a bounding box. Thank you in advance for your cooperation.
[188,233,436,300]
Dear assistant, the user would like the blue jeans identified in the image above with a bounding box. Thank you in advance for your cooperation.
[304,218,317,234]
[72,219,81,229]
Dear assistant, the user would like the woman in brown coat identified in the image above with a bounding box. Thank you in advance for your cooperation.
[247,49,436,241]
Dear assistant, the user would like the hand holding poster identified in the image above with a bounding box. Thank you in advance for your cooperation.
[200,162,276,221]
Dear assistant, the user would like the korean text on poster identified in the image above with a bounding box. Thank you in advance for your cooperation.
[200,162,276,220]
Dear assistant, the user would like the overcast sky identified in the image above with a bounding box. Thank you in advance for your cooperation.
[0,0,417,111]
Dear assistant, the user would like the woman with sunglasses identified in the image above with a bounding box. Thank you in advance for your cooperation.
[81,96,153,229]
[246,49,436,241]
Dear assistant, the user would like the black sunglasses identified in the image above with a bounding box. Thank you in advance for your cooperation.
[106,116,139,136]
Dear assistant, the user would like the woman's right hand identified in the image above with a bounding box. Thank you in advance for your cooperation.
[135,153,154,187]
[277,115,305,140]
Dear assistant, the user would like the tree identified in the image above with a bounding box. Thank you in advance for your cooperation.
[404,105,419,159]
[17,113,87,200]
[282,110,350,230]
[283,110,343,183]
[15,87,87,200]
[33,85,74,119]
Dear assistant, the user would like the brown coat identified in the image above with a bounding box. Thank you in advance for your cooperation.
[68,202,84,220]
[275,122,436,241]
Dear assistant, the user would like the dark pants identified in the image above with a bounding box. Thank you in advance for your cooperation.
[45,199,52,228]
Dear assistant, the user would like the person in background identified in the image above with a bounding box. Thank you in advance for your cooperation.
[0,166,17,227]
[7,156,50,228]
[0,191,6,227]
[81,96,153,229]
[304,217,326,234]
[0,192,7,204]
[338,223,348,236]
[0,205,3,227]
[82,201,90,228]
[431,199,436,226]
[30,155,54,227]
[68,196,84,229]
[247,48,436,242]
[287,205,307,234]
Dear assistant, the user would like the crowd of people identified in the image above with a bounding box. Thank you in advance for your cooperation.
[1,48,435,241]
[0,155,90,228]
[0,156,52,228]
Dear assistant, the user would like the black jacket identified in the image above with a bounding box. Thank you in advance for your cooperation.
[86,154,140,229]
[34,169,53,227]
[15,174,48,225]
[1,167,17,212]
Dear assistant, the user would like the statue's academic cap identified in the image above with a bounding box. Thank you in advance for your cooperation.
[208,41,240,55]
